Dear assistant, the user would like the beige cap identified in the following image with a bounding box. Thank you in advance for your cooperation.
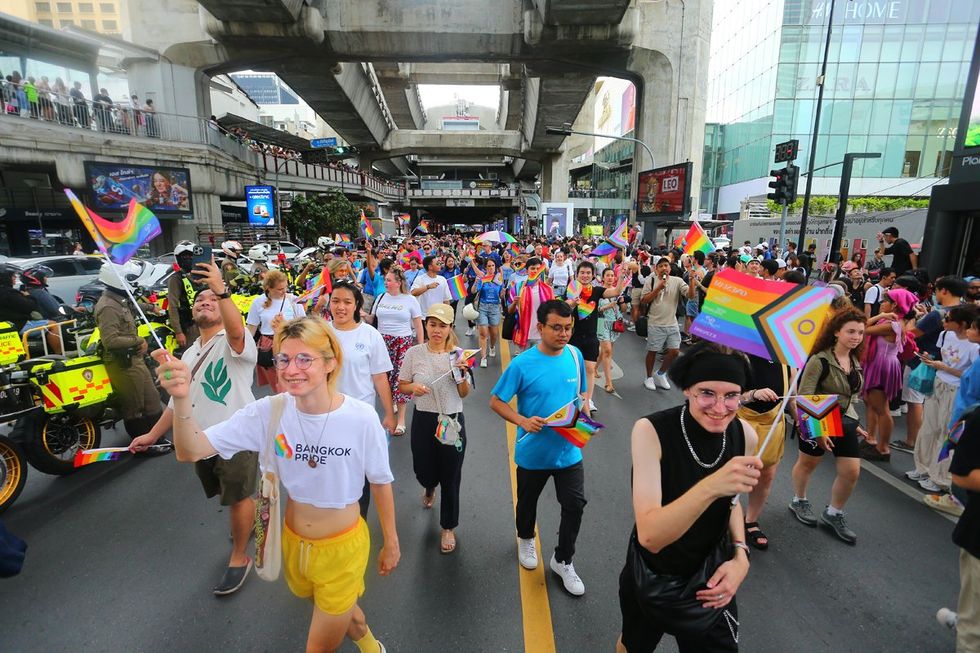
[426,303,455,325]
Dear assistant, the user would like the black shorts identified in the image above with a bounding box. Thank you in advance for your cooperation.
[797,416,861,459]
[568,334,599,362]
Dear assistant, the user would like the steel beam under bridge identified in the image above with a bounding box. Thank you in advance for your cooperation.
[379,130,525,159]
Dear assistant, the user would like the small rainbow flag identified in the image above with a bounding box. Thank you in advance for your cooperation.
[447,273,468,301]
[795,395,844,439]
[65,190,161,264]
[73,446,129,467]
[576,298,595,319]
[608,220,629,249]
[481,271,496,283]
[591,242,618,258]
[551,411,604,448]
[679,221,716,256]
[457,348,480,367]
[938,418,967,462]
[526,266,545,283]
[417,220,430,234]
[274,433,293,458]
[690,268,835,368]
[339,233,351,244]
[359,211,375,238]
[545,399,578,428]
[566,279,582,298]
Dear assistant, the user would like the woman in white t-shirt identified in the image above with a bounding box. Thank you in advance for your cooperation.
[155,316,399,653]
[368,266,424,435]
[548,249,574,297]
[246,270,305,393]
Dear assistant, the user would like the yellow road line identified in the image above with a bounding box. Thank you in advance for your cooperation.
[500,340,557,653]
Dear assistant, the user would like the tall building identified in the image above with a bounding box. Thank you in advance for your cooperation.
[702,0,980,218]
[4,0,125,35]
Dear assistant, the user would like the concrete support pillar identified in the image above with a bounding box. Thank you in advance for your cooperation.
[539,154,569,203]
[626,47,675,224]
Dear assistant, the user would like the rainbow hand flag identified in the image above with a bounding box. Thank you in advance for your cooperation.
[566,278,582,299]
[274,433,294,458]
[679,221,715,256]
[576,298,595,319]
[481,271,496,283]
[416,220,429,234]
[545,400,578,428]
[795,395,844,439]
[447,274,468,301]
[73,446,130,467]
[552,411,604,448]
[591,242,618,258]
[690,268,835,368]
[457,349,480,367]
[526,266,545,283]
[359,211,375,238]
[65,190,161,264]
[938,418,967,462]
[608,220,629,249]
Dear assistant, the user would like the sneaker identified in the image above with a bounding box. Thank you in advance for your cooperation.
[891,440,914,453]
[627,324,636,332]
[588,399,597,414]
[480,358,488,368]
[518,537,538,570]
[378,643,387,653]
[890,409,902,417]
[789,498,818,526]
[465,327,474,336]
[820,508,857,544]
[654,373,671,390]
[919,478,942,492]
[905,469,928,482]
[937,608,958,630]
[901,403,908,414]
[489,346,497,358]
[924,493,964,517]
[549,554,585,596]
[213,557,252,596]
[644,376,658,391]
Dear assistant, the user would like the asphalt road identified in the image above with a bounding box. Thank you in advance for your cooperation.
[0,324,961,653]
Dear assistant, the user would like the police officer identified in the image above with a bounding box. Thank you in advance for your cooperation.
[167,240,205,350]
[95,263,162,438]
[219,240,249,292]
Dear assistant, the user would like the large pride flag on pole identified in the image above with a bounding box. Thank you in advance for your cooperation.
[65,189,161,264]
[690,268,835,368]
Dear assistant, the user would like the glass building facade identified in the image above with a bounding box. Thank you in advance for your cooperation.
[702,0,980,217]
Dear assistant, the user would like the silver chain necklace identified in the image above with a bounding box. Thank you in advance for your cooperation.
[295,395,334,469]
[680,404,726,469]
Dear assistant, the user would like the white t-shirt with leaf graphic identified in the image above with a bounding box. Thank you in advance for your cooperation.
[168,330,258,430]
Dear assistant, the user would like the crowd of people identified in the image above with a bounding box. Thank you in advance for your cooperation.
[3,223,979,652]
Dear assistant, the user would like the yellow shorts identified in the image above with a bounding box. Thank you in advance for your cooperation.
[282,518,370,615]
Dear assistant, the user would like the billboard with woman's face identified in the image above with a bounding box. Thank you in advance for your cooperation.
[637,162,692,217]
[84,162,192,213]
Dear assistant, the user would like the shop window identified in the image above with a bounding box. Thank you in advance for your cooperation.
[902,151,921,177]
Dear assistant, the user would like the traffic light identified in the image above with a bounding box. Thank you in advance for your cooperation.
[767,164,800,204]
[767,168,788,203]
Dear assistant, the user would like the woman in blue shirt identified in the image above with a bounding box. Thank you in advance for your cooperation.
[471,257,503,368]
[439,254,463,314]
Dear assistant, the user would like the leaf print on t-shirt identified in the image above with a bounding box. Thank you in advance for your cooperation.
[202,358,232,405]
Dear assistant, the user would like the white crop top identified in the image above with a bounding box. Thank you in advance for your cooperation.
[205,393,394,509]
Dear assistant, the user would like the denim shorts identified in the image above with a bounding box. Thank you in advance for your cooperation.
[477,301,502,326]
[20,319,49,334]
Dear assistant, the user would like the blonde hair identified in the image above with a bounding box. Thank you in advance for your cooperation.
[272,316,343,393]
[262,270,288,309]
[325,258,349,279]
[387,265,409,294]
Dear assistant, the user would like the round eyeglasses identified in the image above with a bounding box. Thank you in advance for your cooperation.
[692,389,743,412]
[273,353,324,370]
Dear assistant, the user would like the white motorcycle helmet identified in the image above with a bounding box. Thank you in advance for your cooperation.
[174,240,197,257]
[221,240,243,258]
[99,262,140,290]
[248,243,272,262]
[317,236,334,251]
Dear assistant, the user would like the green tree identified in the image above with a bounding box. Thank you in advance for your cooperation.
[766,195,928,217]
[282,192,359,245]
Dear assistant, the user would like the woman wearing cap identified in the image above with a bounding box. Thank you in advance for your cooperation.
[842,263,867,308]
[617,342,760,652]
[247,270,305,394]
[789,307,869,544]
[368,266,424,436]
[156,316,399,653]
[398,304,472,554]
[860,287,918,461]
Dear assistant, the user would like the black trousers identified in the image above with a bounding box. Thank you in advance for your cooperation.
[410,408,466,529]
[515,462,586,564]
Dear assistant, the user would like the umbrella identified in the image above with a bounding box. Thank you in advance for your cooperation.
[473,230,517,243]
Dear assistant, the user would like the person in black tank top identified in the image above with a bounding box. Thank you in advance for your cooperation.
[617,343,762,653]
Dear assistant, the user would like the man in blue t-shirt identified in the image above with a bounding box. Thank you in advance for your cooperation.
[490,299,588,596]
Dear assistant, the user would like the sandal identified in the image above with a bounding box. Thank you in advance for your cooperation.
[604,384,616,394]
[393,426,406,436]
[744,521,769,551]
[422,489,435,509]
[440,530,457,554]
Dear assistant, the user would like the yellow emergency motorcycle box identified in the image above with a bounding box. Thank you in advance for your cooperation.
[29,356,113,413]
[0,322,26,366]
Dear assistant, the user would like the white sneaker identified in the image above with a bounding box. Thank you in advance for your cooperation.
[937,607,958,630]
[919,478,942,492]
[549,554,585,596]
[489,346,496,358]
[480,358,488,368]
[905,470,927,482]
[654,373,671,390]
[890,409,902,417]
[588,399,597,413]
[518,537,538,570]
[465,327,474,336]
[644,376,658,390]
[901,403,908,414]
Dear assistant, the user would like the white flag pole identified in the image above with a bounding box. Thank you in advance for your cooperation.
[756,366,804,456]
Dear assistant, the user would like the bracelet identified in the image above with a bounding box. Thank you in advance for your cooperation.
[733,541,751,558]
[175,414,193,420]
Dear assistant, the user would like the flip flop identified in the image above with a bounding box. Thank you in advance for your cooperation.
[440,530,457,554]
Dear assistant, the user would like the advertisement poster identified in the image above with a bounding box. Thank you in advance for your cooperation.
[637,162,692,217]
[245,185,277,226]
[965,79,980,148]
[541,203,574,237]
[85,162,192,213]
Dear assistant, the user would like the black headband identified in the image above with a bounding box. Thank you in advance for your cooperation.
[684,353,748,389]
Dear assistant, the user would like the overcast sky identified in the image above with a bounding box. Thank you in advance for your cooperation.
[418,84,501,110]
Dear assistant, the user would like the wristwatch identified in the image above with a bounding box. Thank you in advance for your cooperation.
[215,289,231,300]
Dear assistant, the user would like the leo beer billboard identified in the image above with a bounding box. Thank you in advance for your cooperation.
[636,162,692,218]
